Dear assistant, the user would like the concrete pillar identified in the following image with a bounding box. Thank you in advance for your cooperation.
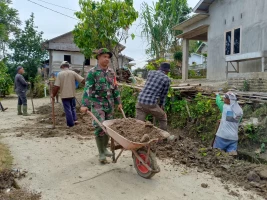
[262,57,266,72]
[182,39,189,81]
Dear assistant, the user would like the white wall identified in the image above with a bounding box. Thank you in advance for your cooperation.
[51,50,97,73]
[189,54,205,65]
[207,0,267,80]
[52,51,84,65]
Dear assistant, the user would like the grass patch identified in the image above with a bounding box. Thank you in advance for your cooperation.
[0,143,13,171]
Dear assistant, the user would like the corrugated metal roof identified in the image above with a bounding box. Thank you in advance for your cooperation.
[193,0,215,13]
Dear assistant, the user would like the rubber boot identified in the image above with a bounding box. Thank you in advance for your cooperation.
[17,105,22,115]
[95,136,106,163]
[103,134,113,157]
[22,105,30,116]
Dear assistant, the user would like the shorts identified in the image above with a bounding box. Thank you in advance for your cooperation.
[213,136,237,153]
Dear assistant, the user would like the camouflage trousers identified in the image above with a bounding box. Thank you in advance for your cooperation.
[91,104,114,136]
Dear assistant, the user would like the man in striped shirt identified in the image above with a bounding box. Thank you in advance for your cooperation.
[136,63,171,131]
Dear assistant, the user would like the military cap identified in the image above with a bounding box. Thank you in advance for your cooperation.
[95,48,112,59]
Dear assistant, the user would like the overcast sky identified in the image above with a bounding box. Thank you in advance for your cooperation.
[12,0,199,69]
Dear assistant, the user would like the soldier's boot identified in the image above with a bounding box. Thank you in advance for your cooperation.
[17,105,23,115]
[95,136,107,163]
[103,134,113,157]
[22,105,30,116]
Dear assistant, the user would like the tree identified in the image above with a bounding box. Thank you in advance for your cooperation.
[140,0,191,59]
[189,40,202,53]
[0,59,12,96]
[8,13,47,80]
[174,51,182,62]
[73,0,138,72]
[0,0,20,59]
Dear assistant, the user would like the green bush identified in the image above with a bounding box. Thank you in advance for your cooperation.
[31,75,49,98]
[120,85,137,118]
[146,58,166,71]
[119,86,220,142]
[0,61,13,97]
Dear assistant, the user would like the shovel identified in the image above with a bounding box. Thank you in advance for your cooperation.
[30,85,35,114]
[0,102,8,112]
[119,107,126,119]
[51,96,56,129]
[46,81,56,129]
[75,97,82,108]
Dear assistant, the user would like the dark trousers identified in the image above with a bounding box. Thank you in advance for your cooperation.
[136,103,167,131]
[62,98,77,127]
[17,91,27,105]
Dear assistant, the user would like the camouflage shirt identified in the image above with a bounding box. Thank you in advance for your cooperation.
[82,65,121,108]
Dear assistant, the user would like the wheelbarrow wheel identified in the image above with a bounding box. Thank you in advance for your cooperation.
[133,149,159,179]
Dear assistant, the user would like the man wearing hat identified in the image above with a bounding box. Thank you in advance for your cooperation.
[80,48,122,163]
[52,61,85,127]
[14,66,31,116]
[136,62,171,131]
[213,92,243,155]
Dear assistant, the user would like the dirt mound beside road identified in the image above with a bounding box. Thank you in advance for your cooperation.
[0,190,41,200]
[0,170,15,190]
[110,118,163,142]
[31,103,94,138]
[0,170,40,200]
[155,135,267,198]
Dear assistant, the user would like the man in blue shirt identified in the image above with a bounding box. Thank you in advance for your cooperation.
[136,63,171,130]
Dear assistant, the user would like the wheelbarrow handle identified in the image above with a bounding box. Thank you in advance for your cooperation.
[87,111,107,133]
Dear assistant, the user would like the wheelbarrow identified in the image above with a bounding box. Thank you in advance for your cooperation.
[87,111,170,179]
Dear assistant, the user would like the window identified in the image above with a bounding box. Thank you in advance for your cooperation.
[225,31,232,55]
[225,27,241,55]
[84,58,90,65]
[64,55,71,64]
[234,28,240,54]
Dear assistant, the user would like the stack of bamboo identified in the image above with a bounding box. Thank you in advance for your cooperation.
[119,83,267,104]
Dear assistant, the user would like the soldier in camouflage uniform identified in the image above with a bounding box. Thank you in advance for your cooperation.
[81,48,122,163]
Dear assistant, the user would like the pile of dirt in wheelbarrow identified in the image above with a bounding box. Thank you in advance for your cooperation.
[109,118,164,143]
[154,135,267,198]
[32,104,94,138]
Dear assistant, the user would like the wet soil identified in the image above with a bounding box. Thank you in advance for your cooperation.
[0,170,16,190]
[0,170,40,200]
[109,118,163,142]
[154,135,267,198]
[28,103,94,138]
[0,190,41,200]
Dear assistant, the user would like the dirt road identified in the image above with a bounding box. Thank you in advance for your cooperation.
[0,97,262,200]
